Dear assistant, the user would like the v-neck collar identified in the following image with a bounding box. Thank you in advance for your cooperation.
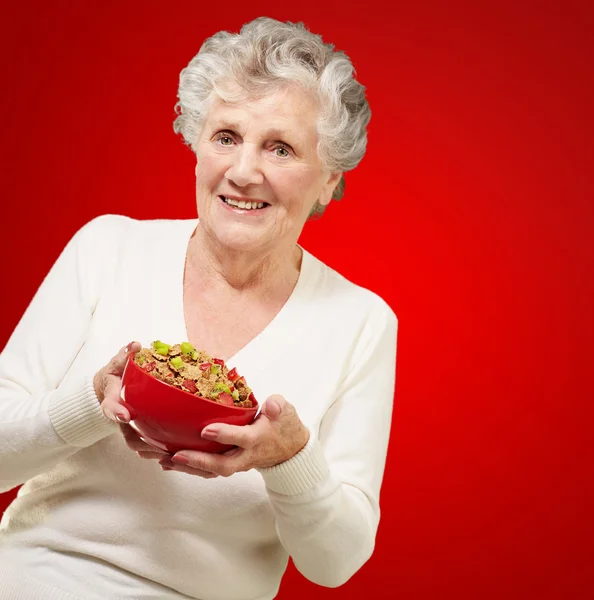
[170,218,316,376]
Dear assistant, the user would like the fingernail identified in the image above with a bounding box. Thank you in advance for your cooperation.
[125,342,134,353]
[161,465,172,471]
[115,413,129,424]
[171,454,189,465]
[201,428,217,440]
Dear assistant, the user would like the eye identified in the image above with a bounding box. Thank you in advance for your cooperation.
[212,132,235,146]
[274,146,290,158]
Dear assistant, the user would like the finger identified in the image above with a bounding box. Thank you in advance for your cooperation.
[201,421,263,449]
[101,378,129,423]
[171,451,245,477]
[108,341,142,376]
[159,458,218,478]
[137,451,168,460]
[120,425,168,454]
[221,447,243,458]
[163,465,219,478]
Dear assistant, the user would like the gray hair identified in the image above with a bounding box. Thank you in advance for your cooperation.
[173,17,371,214]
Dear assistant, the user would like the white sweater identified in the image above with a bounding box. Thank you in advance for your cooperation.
[0,215,398,600]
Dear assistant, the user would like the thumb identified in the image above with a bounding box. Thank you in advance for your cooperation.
[111,341,142,375]
[101,377,129,423]
[262,395,286,421]
[100,341,141,423]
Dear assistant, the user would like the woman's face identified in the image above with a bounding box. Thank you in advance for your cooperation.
[194,84,340,255]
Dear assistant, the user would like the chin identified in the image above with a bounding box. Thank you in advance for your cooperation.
[211,221,271,253]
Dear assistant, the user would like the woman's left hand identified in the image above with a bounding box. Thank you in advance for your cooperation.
[159,394,310,477]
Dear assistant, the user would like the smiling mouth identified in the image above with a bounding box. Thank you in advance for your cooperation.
[219,196,269,211]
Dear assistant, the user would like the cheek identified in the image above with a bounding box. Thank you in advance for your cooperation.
[196,155,226,186]
[277,164,318,192]
[282,171,322,212]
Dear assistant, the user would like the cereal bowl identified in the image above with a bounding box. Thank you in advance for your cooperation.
[120,352,259,454]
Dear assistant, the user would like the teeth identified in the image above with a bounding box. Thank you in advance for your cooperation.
[222,196,266,210]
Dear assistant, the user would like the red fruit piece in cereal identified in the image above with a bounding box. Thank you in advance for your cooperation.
[218,392,234,406]
[182,379,198,394]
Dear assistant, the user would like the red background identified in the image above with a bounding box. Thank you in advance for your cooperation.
[1,1,592,598]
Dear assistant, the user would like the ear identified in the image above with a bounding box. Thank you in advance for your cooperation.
[318,172,342,206]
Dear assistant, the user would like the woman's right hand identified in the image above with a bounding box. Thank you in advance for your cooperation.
[93,341,141,423]
[94,341,170,461]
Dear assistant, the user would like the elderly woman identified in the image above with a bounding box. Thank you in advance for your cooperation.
[0,17,397,600]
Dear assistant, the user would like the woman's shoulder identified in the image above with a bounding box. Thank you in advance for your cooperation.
[75,214,196,241]
[64,215,196,273]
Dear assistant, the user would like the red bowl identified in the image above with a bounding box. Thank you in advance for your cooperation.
[120,353,259,454]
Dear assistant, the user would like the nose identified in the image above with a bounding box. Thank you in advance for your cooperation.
[225,144,264,187]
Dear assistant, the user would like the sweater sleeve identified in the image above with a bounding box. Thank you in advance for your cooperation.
[257,302,398,588]
[0,217,119,492]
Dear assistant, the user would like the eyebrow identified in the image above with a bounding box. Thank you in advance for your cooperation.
[210,120,243,132]
[210,121,296,143]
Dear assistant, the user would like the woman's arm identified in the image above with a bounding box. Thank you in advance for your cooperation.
[0,217,119,492]
[257,304,398,587]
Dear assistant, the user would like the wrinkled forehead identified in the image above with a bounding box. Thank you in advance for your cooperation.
[203,79,321,137]
[214,77,317,107]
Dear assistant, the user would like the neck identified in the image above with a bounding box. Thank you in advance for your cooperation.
[186,224,302,294]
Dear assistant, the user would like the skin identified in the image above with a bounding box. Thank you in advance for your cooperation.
[94,83,341,476]
[187,82,339,289]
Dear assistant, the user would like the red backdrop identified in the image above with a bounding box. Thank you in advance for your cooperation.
[1,1,592,599]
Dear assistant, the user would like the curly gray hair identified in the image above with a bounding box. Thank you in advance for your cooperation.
[173,17,371,216]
